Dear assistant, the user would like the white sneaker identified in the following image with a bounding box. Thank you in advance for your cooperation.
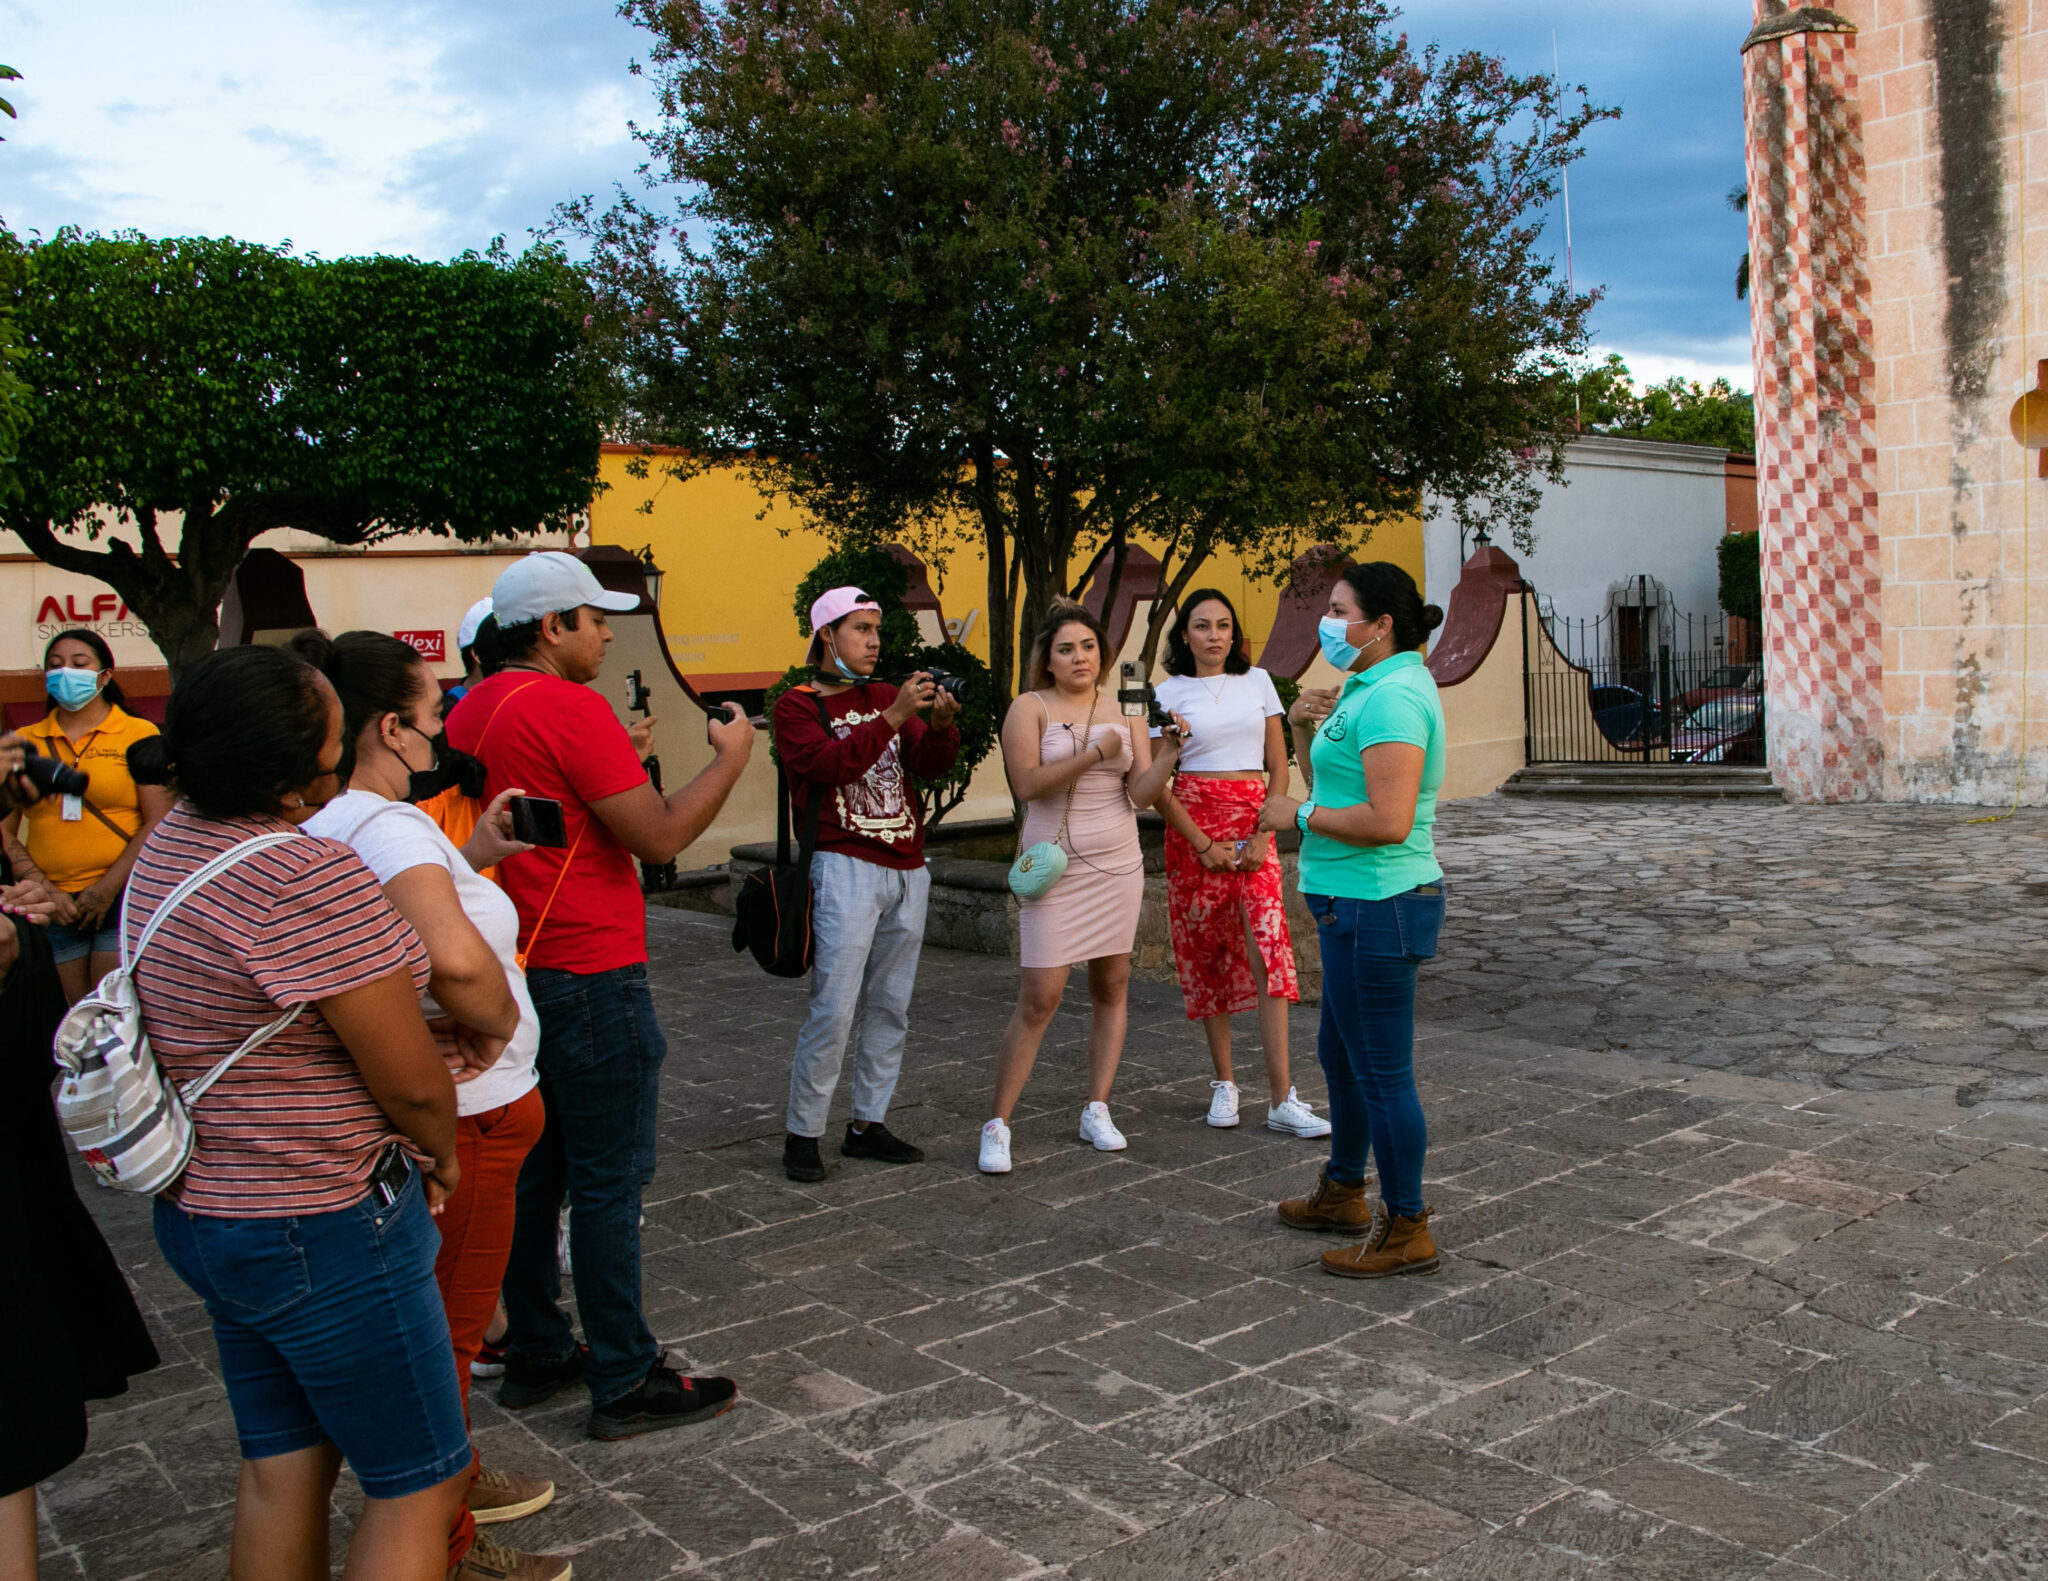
[1267,1088,1333,1139]
[979,1118,1013,1174]
[1206,1080,1241,1128]
[1079,1101,1128,1152]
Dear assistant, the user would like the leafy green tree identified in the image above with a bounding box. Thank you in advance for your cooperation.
[1570,352,1755,453]
[0,299,26,507]
[2,231,607,675]
[765,542,999,825]
[1729,184,1750,301]
[1719,530,1761,624]
[567,0,1608,699]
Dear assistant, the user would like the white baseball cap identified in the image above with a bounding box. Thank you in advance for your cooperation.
[806,586,883,663]
[456,597,494,652]
[492,551,641,625]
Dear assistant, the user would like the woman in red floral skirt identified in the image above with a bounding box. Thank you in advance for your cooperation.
[1152,591,1329,1139]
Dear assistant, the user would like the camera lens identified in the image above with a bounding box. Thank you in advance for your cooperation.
[21,745,89,799]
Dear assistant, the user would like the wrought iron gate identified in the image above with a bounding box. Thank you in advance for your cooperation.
[1522,582,1764,765]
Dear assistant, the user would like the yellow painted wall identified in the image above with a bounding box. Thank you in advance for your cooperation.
[590,446,1426,686]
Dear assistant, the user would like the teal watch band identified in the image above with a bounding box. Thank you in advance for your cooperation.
[1295,802,1316,835]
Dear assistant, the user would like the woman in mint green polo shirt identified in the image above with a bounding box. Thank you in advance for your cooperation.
[1258,563,1447,1281]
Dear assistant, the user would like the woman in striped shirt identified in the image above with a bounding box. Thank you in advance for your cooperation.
[126,646,475,1581]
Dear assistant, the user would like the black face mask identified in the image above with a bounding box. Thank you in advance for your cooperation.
[399,724,487,804]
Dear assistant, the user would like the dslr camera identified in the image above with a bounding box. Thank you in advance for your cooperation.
[917,666,970,702]
[21,743,89,799]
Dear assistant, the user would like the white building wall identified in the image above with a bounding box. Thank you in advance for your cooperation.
[1423,436,1734,628]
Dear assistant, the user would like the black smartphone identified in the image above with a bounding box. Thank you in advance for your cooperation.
[509,795,568,848]
[626,668,651,714]
[370,1144,412,1208]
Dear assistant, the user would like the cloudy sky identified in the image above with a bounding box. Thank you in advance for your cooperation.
[1,0,1755,388]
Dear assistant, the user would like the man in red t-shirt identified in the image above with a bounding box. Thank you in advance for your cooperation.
[772,587,960,1183]
[446,551,753,1443]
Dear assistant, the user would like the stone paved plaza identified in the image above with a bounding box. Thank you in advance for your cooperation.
[37,797,2048,1579]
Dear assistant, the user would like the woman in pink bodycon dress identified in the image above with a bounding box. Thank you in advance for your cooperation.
[978,603,1184,1174]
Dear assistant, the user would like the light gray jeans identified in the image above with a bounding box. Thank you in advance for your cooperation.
[786,851,932,1138]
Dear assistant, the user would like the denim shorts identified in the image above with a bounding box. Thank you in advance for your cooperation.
[45,911,119,964]
[154,1159,472,1498]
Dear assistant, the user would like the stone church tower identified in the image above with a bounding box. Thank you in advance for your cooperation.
[1744,0,2041,803]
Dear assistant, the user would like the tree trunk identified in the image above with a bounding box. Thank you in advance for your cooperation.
[1097,510,1131,652]
[1139,527,1218,672]
[7,507,251,682]
[970,438,1014,703]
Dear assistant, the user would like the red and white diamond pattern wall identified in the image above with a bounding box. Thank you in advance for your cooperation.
[1744,9,1887,802]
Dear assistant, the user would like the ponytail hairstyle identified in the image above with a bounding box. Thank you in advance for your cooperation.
[1337,563,1444,652]
[1024,599,1113,691]
[43,628,129,712]
[1161,588,1251,678]
[126,646,332,819]
[286,630,433,781]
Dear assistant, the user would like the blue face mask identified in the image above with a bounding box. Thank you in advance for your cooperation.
[1317,616,1361,672]
[46,667,105,711]
[830,652,875,685]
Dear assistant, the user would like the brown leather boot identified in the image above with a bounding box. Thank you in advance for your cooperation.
[1277,1167,1376,1232]
[1322,1208,1439,1279]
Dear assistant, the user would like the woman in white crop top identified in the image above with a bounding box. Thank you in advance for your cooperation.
[1151,591,1328,1141]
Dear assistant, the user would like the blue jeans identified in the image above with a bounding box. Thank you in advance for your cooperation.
[1306,884,1447,1219]
[504,963,666,1408]
[46,910,119,964]
[154,1162,472,1498]
[787,852,931,1137]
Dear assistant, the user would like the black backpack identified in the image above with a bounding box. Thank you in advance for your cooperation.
[732,689,829,977]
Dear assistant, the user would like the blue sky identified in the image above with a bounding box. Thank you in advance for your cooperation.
[1,0,1755,387]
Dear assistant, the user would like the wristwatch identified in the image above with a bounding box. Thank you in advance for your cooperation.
[1295,802,1317,835]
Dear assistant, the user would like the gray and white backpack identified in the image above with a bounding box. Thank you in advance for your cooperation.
[53,832,307,1195]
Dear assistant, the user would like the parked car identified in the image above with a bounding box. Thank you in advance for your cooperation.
[1590,684,1665,748]
[1672,662,1763,718]
[1670,696,1765,764]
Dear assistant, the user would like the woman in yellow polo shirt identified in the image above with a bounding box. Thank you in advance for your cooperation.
[1,630,171,1001]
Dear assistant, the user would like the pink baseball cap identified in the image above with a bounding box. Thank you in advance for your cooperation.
[806,586,882,663]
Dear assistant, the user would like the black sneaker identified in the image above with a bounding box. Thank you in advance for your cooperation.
[840,1121,925,1165]
[588,1360,738,1441]
[497,1343,588,1410]
[784,1132,827,1183]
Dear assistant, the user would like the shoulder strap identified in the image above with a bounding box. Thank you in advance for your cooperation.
[180,997,306,1106]
[115,830,310,1108]
[120,831,304,971]
[514,823,585,974]
[1053,691,1100,850]
[78,792,136,844]
[472,677,547,756]
[797,690,831,876]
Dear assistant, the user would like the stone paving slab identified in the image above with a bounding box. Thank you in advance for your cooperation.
[1423,797,2048,1102]
[37,799,2048,1579]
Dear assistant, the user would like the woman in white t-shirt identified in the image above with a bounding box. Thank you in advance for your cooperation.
[1152,591,1329,1140]
[295,631,570,1580]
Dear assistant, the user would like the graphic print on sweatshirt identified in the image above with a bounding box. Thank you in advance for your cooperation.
[833,706,918,845]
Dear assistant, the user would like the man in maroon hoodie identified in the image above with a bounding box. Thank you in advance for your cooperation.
[774,587,962,1182]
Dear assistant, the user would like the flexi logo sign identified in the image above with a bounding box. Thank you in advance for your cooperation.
[395,630,447,662]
